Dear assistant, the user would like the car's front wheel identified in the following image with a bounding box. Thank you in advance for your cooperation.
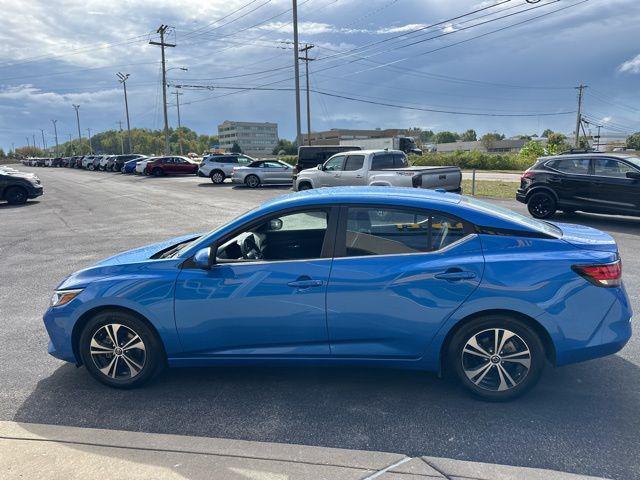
[245,174,260,188]
[153,168,164,177]
[297,182,312,191]
[5,186,28,205]
[210,170,225,184]
[79,311,164,389]
[448,315,545,401]
[527,191,556,219]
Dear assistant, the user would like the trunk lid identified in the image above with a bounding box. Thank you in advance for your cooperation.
[551,221,618,253]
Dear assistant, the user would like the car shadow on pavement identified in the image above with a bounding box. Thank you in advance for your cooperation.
[13,354,640,480]
[552,211,640,235]
[0,200,41,209]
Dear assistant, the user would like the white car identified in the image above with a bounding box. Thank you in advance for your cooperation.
[135,157,156,175]
[98,155,111,171]
[198,153,255,184]
[81,155,98,169]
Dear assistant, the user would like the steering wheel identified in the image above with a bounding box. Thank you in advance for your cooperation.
[241,234,263,260]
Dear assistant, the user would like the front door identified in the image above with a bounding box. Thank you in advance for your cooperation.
[326,206,483,358]
[174,208,336,356]
[588,158,640,213]
[318,155,345,187]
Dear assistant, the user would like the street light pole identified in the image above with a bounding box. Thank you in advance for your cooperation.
[51,120,59,156]
[72,105,82,151]
[117,72,133,153]
[40,129,47,152]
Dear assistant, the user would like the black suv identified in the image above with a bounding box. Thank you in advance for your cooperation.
[517,152,640,218]
[0,167,44,204]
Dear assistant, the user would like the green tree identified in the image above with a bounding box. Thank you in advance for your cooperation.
[626,132,640,150]
[272,139,297,155]
[541,129,554,138]
[546,132,571,155]
[434,131,459,144]
[459,129,477,142]
[480,133,504,151]
[230,141,242,153]
[518,140,545,161]
[0,148,5,158]
[419,130,435,142]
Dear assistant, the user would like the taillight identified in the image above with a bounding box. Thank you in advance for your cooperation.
[572,260,622,287]
[521,171,535,180]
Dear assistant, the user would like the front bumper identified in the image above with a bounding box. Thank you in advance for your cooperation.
[43,306,78,363]
[28,185,44,199]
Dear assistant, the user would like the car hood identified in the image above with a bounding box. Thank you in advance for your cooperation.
[552,222,618,253]
[93,233,202,267]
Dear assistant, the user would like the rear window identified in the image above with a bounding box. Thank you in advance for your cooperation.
[461,196,562,238]
[546,158,589,174]
[371,154,394,170]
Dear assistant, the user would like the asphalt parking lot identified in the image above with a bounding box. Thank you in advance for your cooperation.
[1,166,639,480]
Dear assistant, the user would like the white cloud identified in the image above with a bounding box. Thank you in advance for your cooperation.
[375,23,426,34]
[619,53,640,74]
[442,23,456,34]
[0,84,119,106]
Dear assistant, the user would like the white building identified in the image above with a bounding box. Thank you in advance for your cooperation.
[218,121,279,157]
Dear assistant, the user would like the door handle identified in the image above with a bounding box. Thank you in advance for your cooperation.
[434,269,476,281]
[355,174,363,178]
[287,276,324,289]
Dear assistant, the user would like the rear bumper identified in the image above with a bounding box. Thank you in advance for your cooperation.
[516,189,527,203]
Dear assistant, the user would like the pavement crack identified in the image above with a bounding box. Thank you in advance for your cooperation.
[361,456,412,480]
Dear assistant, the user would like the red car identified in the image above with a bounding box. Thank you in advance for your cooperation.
[144,156,199,176]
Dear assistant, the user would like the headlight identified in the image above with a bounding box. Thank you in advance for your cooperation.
[50,289,83,308]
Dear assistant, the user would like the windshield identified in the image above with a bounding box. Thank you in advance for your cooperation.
[461,196,562,238]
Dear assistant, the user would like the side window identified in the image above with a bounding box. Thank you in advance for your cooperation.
[216,210,329,262]
[324,156,345,171]
[264,161,283,168]
[343,207,467,257]
[371,154,394,170]
[344,155,365,171]
[548,158,590,174]
[238,156,251,165]
[593,159,637,178]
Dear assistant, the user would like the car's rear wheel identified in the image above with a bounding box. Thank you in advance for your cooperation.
[210,170,225,184]
[245,174,260,188]
[448,315,545,401]
[298,182,312,191]
[79,311,164,389]
[153,168,164,177]
[527,191,556,219]
[5,186,28,205]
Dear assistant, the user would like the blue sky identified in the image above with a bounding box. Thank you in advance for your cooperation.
[0,0,638,151]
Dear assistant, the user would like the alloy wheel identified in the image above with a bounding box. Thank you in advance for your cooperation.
[246,175,260,188]
[528,193,554,218]
[461,328,531,392]
[90,323,146,379]
[211,172,224,184]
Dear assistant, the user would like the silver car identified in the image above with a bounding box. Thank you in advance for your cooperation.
[231,160,294,188]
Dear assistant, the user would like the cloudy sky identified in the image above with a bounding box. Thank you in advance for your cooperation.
[0,0,638,151]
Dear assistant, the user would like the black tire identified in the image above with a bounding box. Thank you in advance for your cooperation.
[210,170,225,184]
[297,182,312,191]
[79,310,164,389]
[153,168,164,177]
[527,191,556,219]
[245,174,260,188]
[5,186,28,205]
[448,315,545,401]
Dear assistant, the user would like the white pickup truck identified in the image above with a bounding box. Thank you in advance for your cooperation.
[293,149,461,193]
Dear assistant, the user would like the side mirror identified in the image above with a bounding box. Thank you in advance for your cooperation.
[317,164,323,170]
[193,247,215,270]
[269,218,283,231]
[626,171,640,180]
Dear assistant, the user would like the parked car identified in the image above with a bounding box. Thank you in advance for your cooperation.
[70,156,83,168]
[122,158,142,174]
[135,158,154,175]
[294,149,461,192]
[294,145,362,178]
[60,157,72,167]
[144,156,199,176]
[97,155,111,171]
[113,154,146,173]
[82,155,98,170]
[1,167,43,204]
[231,160,294,188]
[43,187,631,400]
[517,152,640,218]
[198,153,255,184]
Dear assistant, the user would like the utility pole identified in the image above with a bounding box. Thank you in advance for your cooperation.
[172,90,184,155]
[72,104,82,152]
[595,124,601,151]
[149,25,176,155]
[51,120,59,156]
[117,121,125,154]
[86,128,93,154]
[574,84,587,148]
[117,72,133,153]
[292,0,302,146]
[25,137,30,149]
[33,134,36,151]
[299,44,315,146]
[40,129,47,151]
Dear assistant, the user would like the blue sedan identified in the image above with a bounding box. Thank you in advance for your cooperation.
[43,187,632,400]
[121,159,139,174]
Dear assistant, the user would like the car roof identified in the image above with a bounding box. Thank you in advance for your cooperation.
[542,152,639,161]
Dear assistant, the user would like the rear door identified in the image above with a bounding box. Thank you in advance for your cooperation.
[326,206,483,358]
[335,154,366,186]
[544,157,591,206]
[589,158,640,212]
